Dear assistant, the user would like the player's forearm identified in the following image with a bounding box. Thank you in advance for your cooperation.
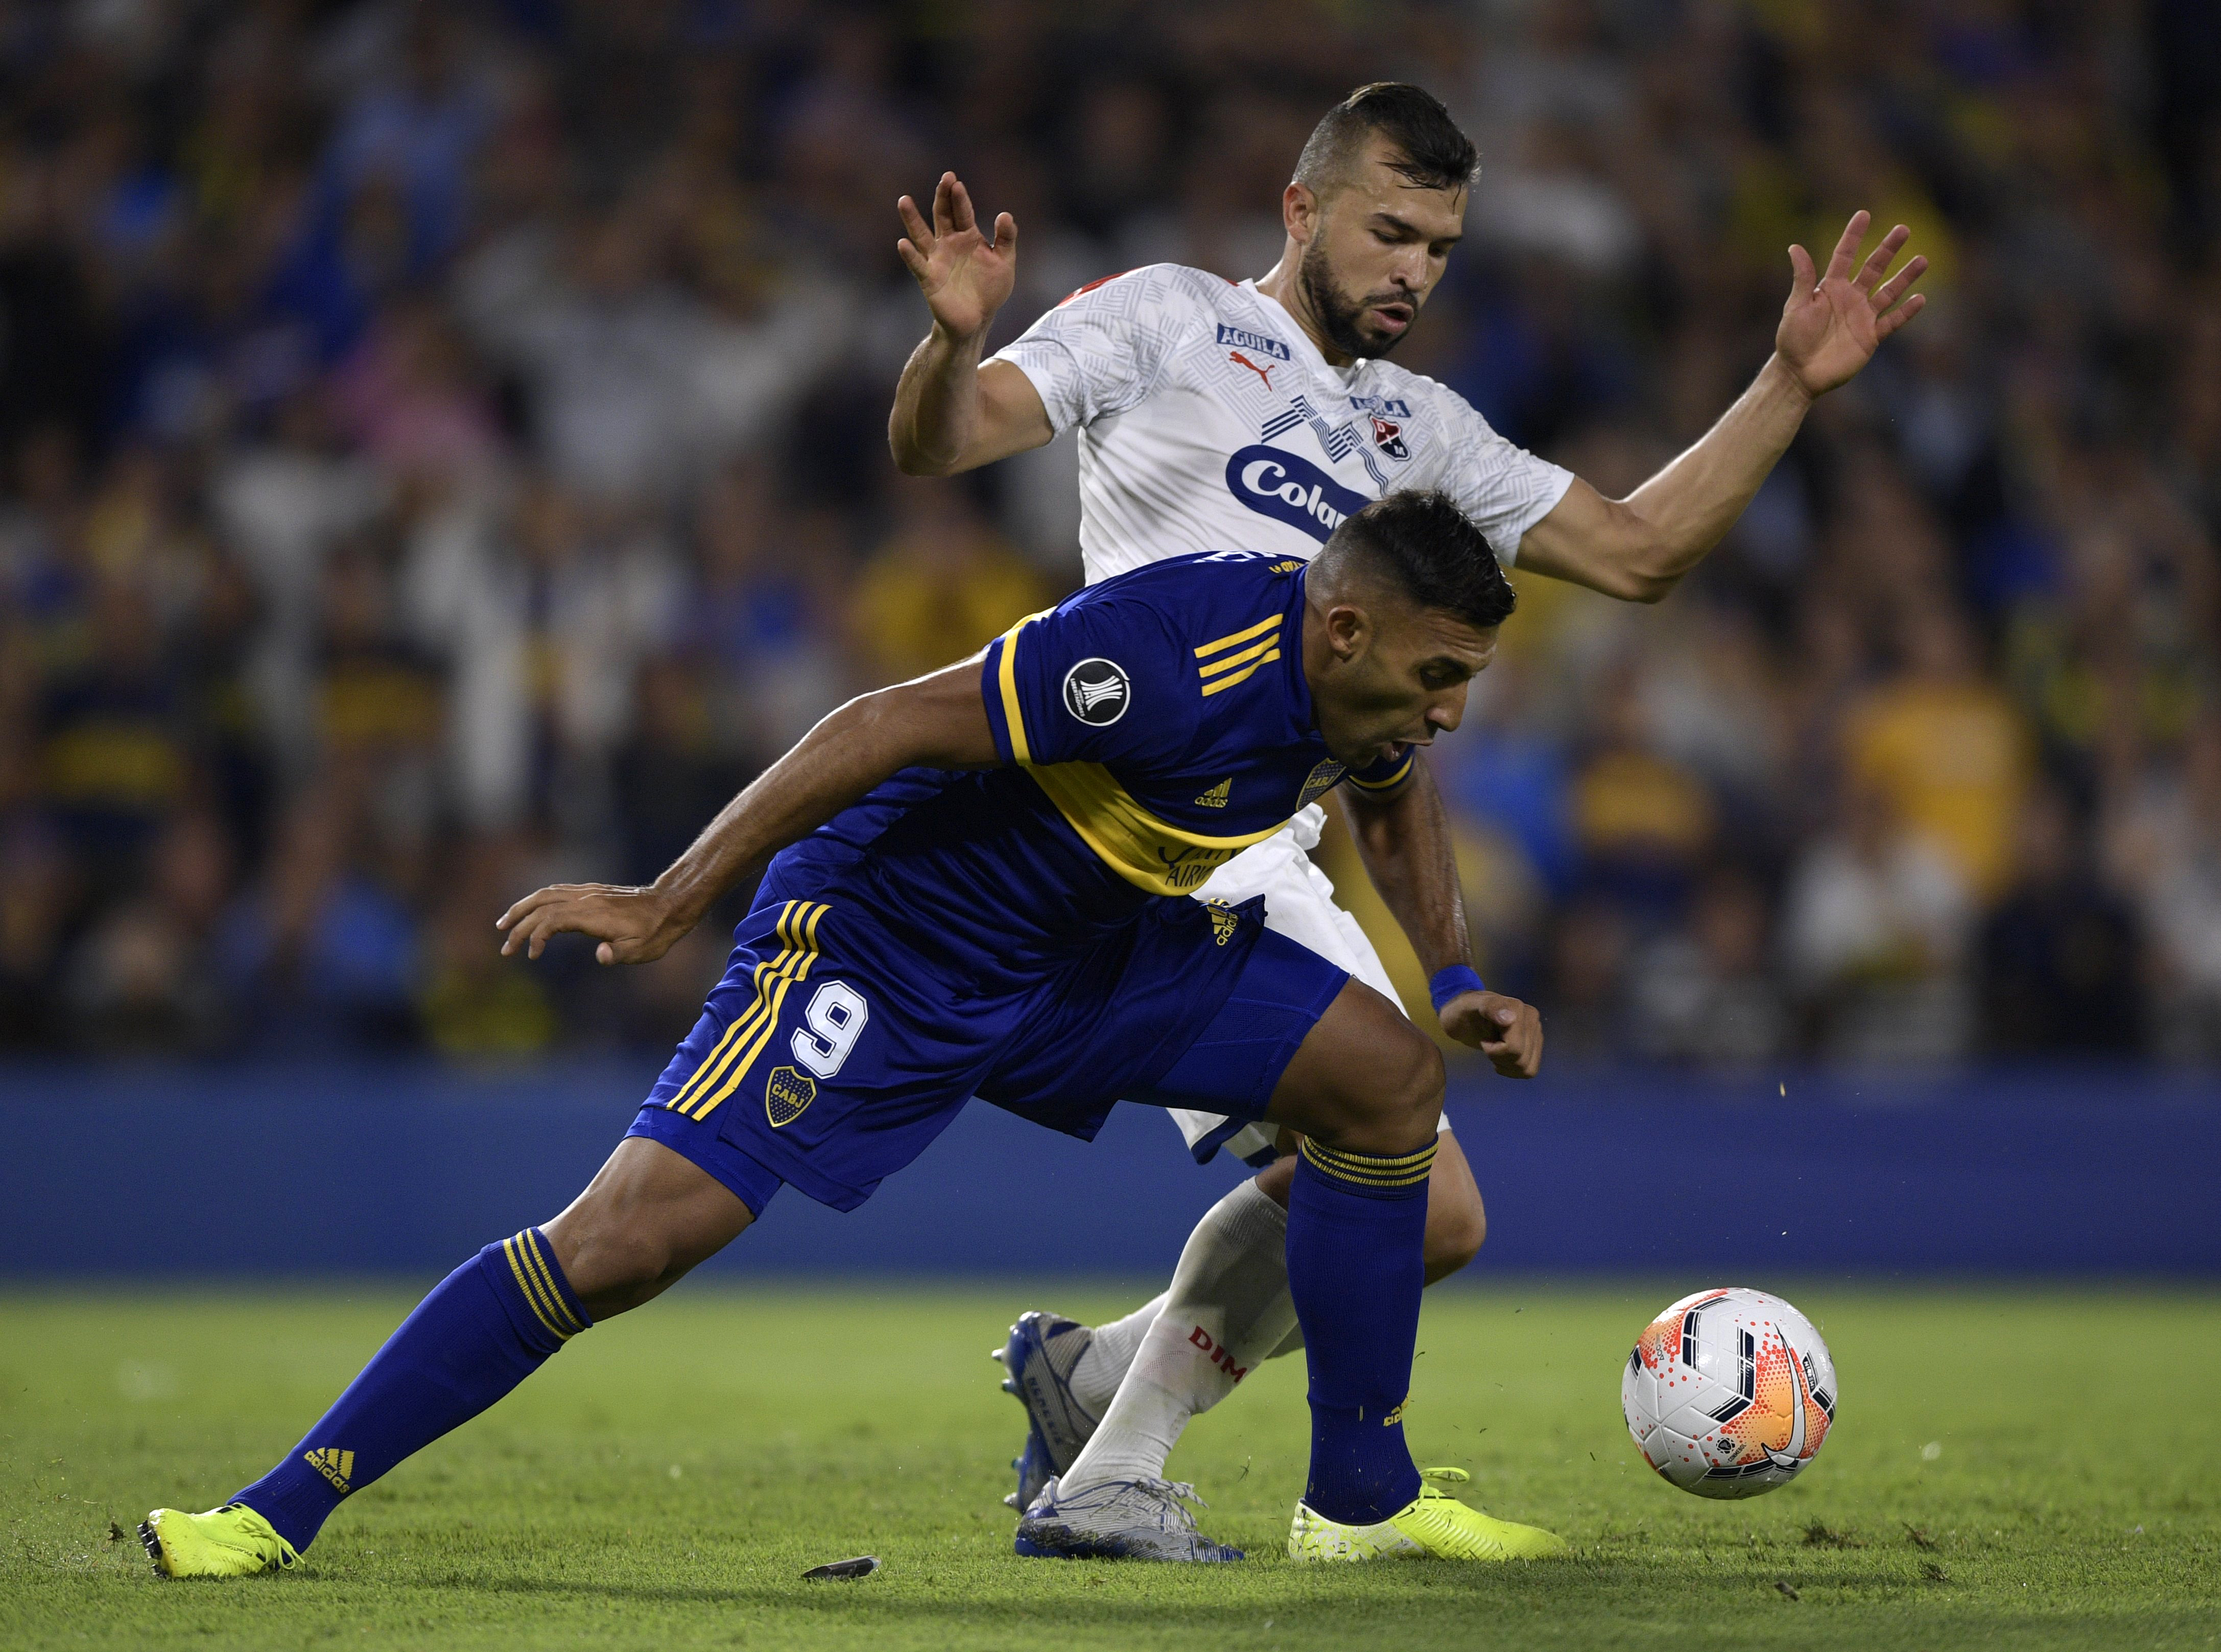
[889,325,987,476]
[1621,353,1811,577]
[1520,354,1811,603]
[652,671,996,929]
[1338,763,1471,979]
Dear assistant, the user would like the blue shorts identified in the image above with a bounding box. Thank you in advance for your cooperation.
[624,877,1348,1217]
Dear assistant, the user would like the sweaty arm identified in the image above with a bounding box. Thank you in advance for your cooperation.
[1336,755,1543,1078]
[1514,212,1928,603]
[498,664,998,965]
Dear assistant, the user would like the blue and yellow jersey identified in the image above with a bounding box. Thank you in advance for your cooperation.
[771,551,1409,985]
[979,551,1409,896]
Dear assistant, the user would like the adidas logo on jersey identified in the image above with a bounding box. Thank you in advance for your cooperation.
[1194,777,1231,808]
[1205,900,1240,946]
[303,1448,355,1494]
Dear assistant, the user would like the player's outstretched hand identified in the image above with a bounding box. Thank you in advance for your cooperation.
[496,883,691,966]
[1776,210,1927,398]
[1440,990,1543,1079]
[896,171,1017,342]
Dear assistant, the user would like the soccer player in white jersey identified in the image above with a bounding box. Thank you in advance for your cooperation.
[888,82,1925,1561]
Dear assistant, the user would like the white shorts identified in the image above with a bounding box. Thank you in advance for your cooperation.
[1165,805,1451,1165]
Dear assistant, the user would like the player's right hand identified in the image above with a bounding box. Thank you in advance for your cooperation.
[896,172,1017,341]
[496,883,692,966]
[1439,990,1544,1079]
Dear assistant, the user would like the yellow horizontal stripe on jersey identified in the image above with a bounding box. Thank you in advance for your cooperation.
[1347,751,1416,790]
[692,902,830,1122]
[681,903,821,1121]
[1024,763,1288,896]
[667,903,798,1116]
[1197,635,1280,679]
[1198,651,1282,696]
[1194,614,1283,658]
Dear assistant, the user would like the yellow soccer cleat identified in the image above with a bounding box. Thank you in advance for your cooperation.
[1288,1468,1571,1563]
[138,1503,301,1578]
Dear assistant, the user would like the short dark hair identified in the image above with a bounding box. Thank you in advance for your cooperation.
[1319,491,1516,631]
[1293,83,1479,197]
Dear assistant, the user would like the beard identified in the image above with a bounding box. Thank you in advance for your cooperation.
[1297,237,1414,360]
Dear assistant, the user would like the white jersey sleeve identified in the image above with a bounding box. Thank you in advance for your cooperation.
[1404,377,1575,568]
[991,266,1189,436]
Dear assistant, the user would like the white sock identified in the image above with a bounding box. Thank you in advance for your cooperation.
[1069,1292,1167,1417]
[1059,1179,1297,1493]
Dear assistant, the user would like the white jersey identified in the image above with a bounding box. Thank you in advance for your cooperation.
[992,263,1573,584]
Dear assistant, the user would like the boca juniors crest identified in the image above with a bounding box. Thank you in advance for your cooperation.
[1297,759,1348,808]
[765,1065,817,1127]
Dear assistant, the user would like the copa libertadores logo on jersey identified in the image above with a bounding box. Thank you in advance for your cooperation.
[1225,446,1372,543]
[1062,658,1131,725]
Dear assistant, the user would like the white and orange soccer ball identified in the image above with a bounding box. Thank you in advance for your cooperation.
[1621,1287,1837,1498]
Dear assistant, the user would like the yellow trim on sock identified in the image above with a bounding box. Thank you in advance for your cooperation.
[1299,1137,1438,1188]
[518,1230,584,1334]
[502,1235,572,1341]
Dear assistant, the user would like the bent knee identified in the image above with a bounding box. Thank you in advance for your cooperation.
[1317,1021,1443,1150]
[1382,1026,1446,1135]
[557,1223,679,1303]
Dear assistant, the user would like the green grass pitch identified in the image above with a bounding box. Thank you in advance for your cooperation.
[3,1283,2216,1650]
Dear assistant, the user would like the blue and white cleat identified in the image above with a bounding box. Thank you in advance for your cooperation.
[989,1311,1099,1511]
[1014,1475,1244,1562]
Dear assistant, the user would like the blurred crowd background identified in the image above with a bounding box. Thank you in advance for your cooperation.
[1,0,2216,1068]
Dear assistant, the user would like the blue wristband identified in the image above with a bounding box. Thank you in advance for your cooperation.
[1428,964,1486,1016]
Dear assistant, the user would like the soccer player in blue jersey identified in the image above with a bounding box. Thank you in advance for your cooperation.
[139,491,1570,1574]
[890,82,1926,1549]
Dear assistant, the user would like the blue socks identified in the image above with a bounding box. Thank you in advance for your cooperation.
[230,1148,1430,1548]
[1286,1136,1434,1525]
[232,1229,590,1551]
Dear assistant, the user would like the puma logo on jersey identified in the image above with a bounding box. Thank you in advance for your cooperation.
[1228,350,1277,390]
[1194,776,1231,808]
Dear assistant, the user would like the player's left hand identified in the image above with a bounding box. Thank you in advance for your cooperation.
[1440,990,1543,1079]
[1776,210,1927,398]
[496,883,693,966]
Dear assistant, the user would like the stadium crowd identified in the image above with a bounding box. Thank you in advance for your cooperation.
[1,0,2216,1066]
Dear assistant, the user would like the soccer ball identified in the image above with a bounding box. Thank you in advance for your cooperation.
[1621,1287,1836,1498]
